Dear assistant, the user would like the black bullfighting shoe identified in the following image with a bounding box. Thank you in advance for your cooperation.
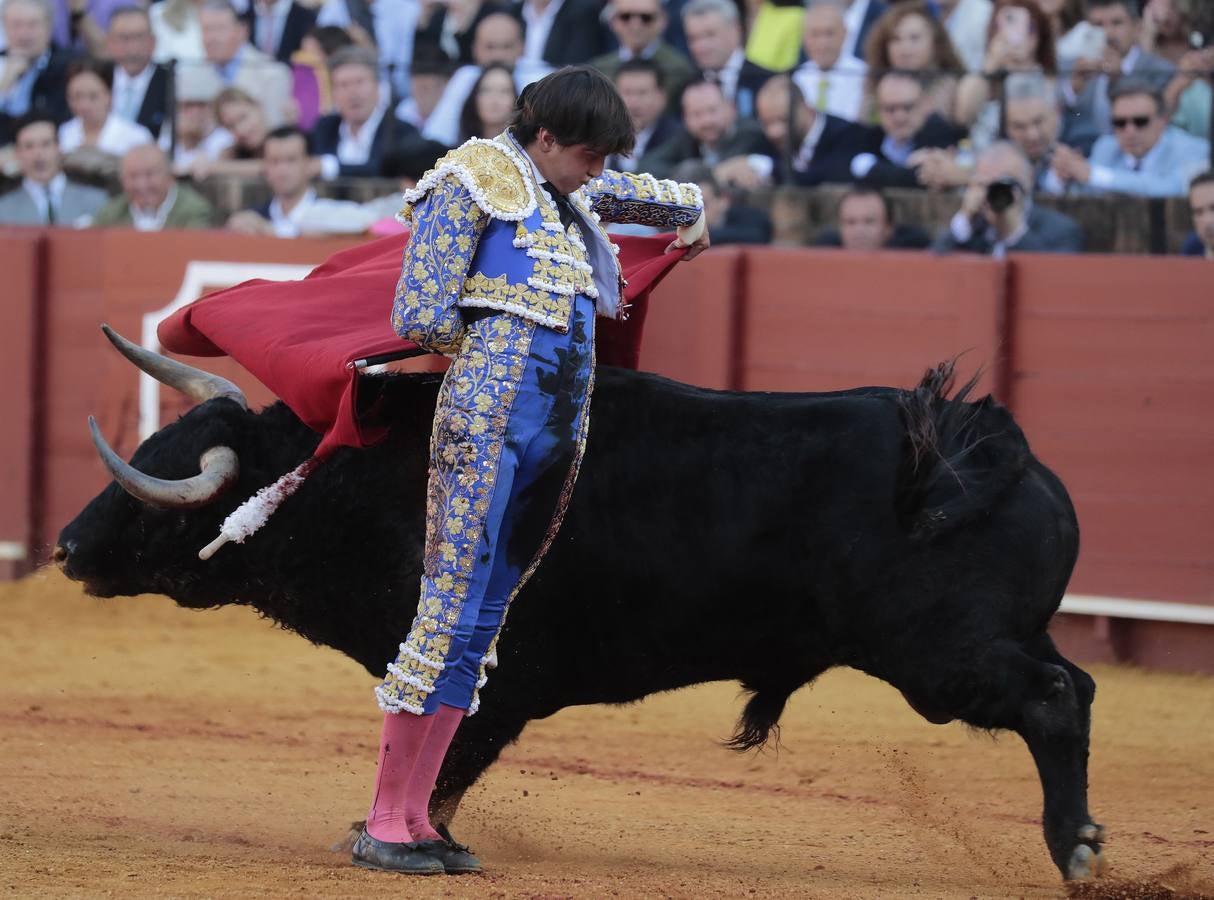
[412,837,483,874]
[350,828,445,874]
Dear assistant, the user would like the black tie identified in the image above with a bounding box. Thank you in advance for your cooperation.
[541,182,576,230]
[44,185,56,225]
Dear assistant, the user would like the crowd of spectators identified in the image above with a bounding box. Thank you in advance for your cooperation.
[0,0,1211,255]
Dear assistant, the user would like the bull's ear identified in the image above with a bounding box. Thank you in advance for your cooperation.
[101,324,247,410]
[88,416,240,509]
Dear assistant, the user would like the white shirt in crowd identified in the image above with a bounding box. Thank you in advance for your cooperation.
[319,90,390,179]
[112,64,156,122]
[520,0,565,64]
[792,54,867,122]
[59,114,155,155]
[159,126,236,167]
[945,0,993,73]
[131,183,178,231]
[840,0,872,62]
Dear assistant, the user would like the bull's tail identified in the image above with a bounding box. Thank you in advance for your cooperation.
[895,361,1030,543]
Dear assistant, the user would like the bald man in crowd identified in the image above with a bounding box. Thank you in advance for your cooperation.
[93,144,215,230]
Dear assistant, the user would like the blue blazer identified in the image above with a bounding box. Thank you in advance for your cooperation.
[1083,127,1211,198]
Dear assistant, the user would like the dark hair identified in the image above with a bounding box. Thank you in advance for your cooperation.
[987,0,1057,75]
[614,57,665,89]
[107,4,150,27]
[671,159,719,193]
[838,185,894,225]
[304,24,355,58]
[1084,0,1139,17]
[66,57,115,92]
[410,41,457,77]
[1191,170,1214,194]
[678,74,727,109]
[1109,76,1165,113]
[380,138,450,180]
[875,67,928,93]
[863,1,965,96]
[327,45,379,78]
[264,124,309,149]
[459,62,517,142]
[13,111,58,142]
[510,66,635,156]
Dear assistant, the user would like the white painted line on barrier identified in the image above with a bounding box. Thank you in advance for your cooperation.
[0,541,27,561]
[1059,594,1214,626]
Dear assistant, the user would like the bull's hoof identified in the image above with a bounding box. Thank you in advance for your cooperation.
[1065,824,1109,881]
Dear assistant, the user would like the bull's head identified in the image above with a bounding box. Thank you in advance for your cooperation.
[54,326,284,605]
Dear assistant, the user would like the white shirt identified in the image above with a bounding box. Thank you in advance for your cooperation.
[266,187,317,237]
[149,2,204,64]
[112,63,156,123]
[319,90,389,179]
[521,0,566,64]
[709,48,745,103]
[254,0,293,56]
[22,172,66,224]
[59,114,155,155]
[131,184,178,231]
[841,0,871,62]
[162,125,236,167]
[791,54,867,122]
[945,0,993,73]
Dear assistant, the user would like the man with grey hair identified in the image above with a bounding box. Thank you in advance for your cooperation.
[681,0,774,118]
[934,141,1084,255]
[0,0,71,144]
[1002,72,1065,193]
[186,0,292,127]
[792,0,866,122]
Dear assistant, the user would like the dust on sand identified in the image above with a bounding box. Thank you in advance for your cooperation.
[2,570,1212,899]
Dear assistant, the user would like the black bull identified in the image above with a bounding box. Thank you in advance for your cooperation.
[56,356,1107,882]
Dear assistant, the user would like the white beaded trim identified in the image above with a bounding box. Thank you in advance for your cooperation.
[525,247,593,272]
[374,686,427,715]
[467,696,480,716]
[528,275,575,296]
[458,297,568,330]
[482,651,498,669]
[397,643,445,672]
[399,138,537,223]
[475,673,489,689]
[385,663,436,693]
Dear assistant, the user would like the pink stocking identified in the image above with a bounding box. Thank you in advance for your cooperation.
[404,703,465,841]
[365,711,434,843]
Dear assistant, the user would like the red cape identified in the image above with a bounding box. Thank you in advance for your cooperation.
[159,231,686,458]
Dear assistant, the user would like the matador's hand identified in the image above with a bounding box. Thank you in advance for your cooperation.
[666,213,711,260]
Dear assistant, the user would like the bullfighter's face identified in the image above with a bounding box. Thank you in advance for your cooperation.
[531,128,607,196]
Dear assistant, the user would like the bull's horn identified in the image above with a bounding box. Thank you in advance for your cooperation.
[101,324,247,410]
[88,416,240,508]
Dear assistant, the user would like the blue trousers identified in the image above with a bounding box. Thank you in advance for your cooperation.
[376,296,595,715]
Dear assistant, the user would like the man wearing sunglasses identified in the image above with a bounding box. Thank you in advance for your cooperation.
[1050,78,1210,197]
[592,0,695,112]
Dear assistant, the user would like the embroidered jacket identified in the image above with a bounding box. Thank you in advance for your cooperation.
[391,132,703,354]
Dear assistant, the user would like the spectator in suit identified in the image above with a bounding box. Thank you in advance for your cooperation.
[512,0,606,68]
[1180,169,1213,258]
[792,0,867,123]
[314,0,417,101]
[456,61,515,141]
[397,43,454,130]
[413,0,492,69]
[863,1,966,122]
[419,11,552,147]
[105,6,169,140]
[58,58,153,158]
[0,112,107,225]
[194,0,293,127]
[673,158,772,244]
[249,0,319,64]
[1002,71,1065,192]
[935,140,1084,255]
[1060,0,1176,153]
[592,0,695,114]
[0,0,72,145]
[227,124,334,236]
[939,0,994,73]
[841,0,888,63]
[607,58,683,172]
[813,184,932,249]
[1050,78,1210,196]
[753,73,874,186]
[93,143,215,229]
[311,45,421,178]
[637,76,771,178]
[681,0,775,119]
[850,69,969,189]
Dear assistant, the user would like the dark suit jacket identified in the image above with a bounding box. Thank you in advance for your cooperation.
[134,64,171,139]
[775,113,877,186]
[1180,232,1206,256]
[0,49,74,145]
[713,203,772,245]
[853,0,889,61]
[932,204,1084,255]
[610,114,683,171]
[248,2,319,64]
[852,114,969,189]
[733,59,776,119]
[813,223,932,250]
[636,118,772,179]
[310,113,421,177]
[510,0,607,67]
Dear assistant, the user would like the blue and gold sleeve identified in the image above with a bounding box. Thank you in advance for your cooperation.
[391,175,491,355]
[584,170,703,229]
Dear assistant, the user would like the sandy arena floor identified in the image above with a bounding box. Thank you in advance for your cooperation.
[2,569,1212,899]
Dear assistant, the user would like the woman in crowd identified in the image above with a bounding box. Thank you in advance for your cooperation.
[955,0,1058,148]
[456,62,517,142]
[207,86,272,175]
[59,58,155,158]
[864,2,967,122]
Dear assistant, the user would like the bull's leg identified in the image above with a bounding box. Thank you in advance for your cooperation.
[877,636,1103,881]
[1018,633,1105,882]
[428,705,529,835]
